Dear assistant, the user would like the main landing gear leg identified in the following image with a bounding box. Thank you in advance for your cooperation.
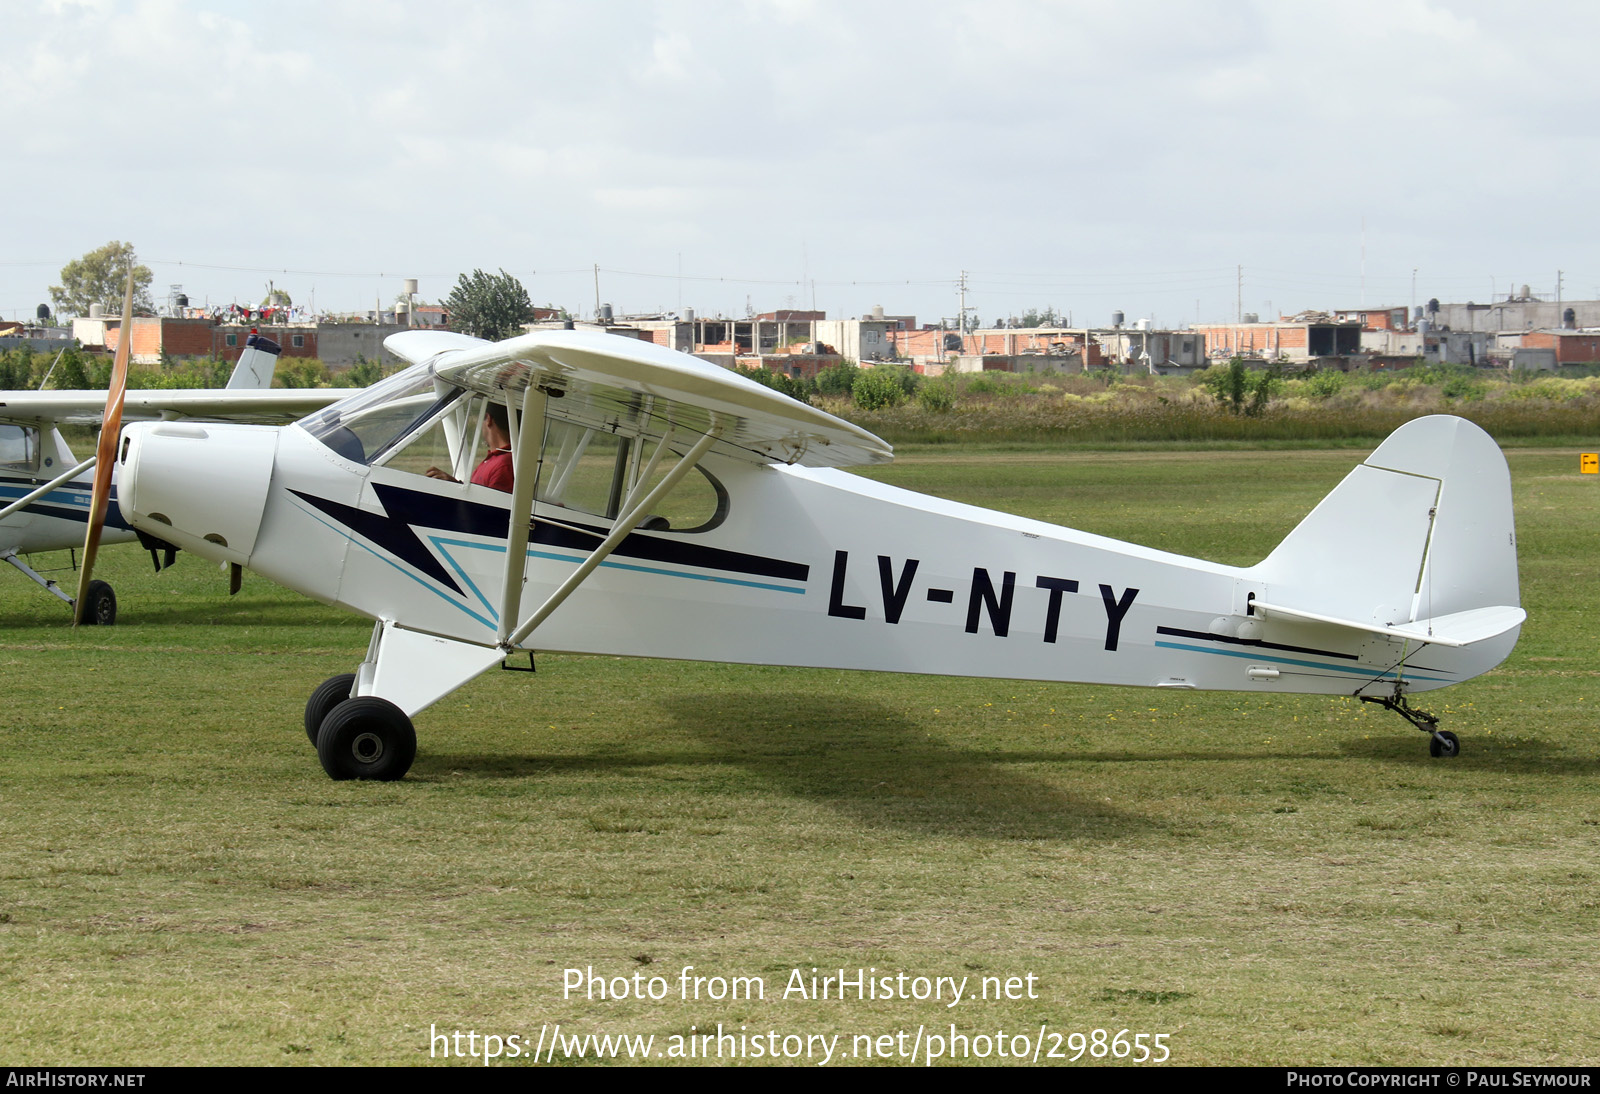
[1360,689,1460,758]
[1,548,101,617]
[302,620,504,782]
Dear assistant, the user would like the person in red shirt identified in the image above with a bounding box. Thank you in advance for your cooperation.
[427,403,513,493]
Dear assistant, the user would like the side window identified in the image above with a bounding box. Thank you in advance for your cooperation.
[362,390,727,533]
[625,449,725,532]
[536,423,625,517]
[535,421,724,532]
[0,424,36,472]
[371,391,482,482]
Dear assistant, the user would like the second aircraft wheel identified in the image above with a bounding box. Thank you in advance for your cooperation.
[1429,730,1461,758]
[304,673,358,745]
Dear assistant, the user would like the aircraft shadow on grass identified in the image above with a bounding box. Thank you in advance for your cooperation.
[410,689,1593,820]
[415,691,1159,842]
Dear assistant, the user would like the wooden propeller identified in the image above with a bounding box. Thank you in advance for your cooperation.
[73,270,133,624]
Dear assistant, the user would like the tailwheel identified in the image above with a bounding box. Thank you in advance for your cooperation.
[1360,691,1460,758]
[316,697,416,781]
[304,673,357,745]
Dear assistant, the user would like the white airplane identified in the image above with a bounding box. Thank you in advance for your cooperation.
[98,329,1522,780]
[0,333,355,622]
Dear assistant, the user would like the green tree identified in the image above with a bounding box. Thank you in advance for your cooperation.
[735,364,815,403]
[814,361,860,397]
[50,241,154,317]
[347,355,384,387]
[918,379,956,412]
[851,368,906,410]
[444,269,536,341]
[1201,357,1281,416]
[51,346,90,389]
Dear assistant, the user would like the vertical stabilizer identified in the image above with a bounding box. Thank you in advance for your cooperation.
[1254,416,1520,630]
[227,333,282,389]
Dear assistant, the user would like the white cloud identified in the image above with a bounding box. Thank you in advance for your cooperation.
[5,0,1600,325]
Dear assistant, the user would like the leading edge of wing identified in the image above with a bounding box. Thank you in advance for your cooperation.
[0,389,360,425]
[384,328,893,469]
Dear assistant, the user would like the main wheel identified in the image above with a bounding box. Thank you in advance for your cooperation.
[304,673,358,746]
[1429,730,1461,758]
[79,580,116,626]
[316,697,417,781]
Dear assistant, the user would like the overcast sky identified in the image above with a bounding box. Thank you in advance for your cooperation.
[5,0,1596,329]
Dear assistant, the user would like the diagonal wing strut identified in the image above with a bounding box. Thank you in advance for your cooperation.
[498,417,724,651]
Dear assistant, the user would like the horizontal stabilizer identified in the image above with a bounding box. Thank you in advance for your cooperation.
[1251,600,1526,648]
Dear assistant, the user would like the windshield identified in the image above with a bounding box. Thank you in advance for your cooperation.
[299,365,459,465]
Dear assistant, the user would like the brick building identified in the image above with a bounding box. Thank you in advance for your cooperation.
[1193,318,1363,364]
[1517,330,1600,365]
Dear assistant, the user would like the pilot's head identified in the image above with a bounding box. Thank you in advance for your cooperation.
[485,402,510,448]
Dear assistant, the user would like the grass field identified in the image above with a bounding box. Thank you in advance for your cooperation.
[0,440,1596,1066]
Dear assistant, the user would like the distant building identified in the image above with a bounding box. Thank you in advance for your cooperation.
[1193,317,1364,365]
[1333,306,1408,331]
[1094,329,1205,374]
[96,315,412,367]
[1431,295,1600,332]
[1502,329,1600,367]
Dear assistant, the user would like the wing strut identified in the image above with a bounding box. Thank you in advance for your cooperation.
[501,419,724,651]
[495,384,549,645]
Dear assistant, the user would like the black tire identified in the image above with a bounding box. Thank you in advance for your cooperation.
[304,673,357,746]
[1429,730,1461,758]
[79,580,116,626]
[316,697,416,781]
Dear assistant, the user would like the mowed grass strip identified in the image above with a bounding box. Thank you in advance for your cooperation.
[0,445,1595,1065]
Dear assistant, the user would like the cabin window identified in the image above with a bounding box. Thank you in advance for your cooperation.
[535,420,725,533]
[0,424,37,472]
[371,393,479,480]
[300,365,455,465]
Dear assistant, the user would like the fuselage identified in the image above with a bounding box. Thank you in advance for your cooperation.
[0,425,134,555]
[117,413,1517,698]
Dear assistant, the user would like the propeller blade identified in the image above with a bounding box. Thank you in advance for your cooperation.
[74,270,134,624]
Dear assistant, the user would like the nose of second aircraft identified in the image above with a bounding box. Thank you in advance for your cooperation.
[118,421,282,567]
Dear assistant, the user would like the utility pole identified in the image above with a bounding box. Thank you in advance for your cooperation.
[1236,264,1242,324]
[958,270,969,334]
[593,264,601,319]
[1360,217,1366,309]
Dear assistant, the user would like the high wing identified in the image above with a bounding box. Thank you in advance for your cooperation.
[0,388,358,426]
[384,329,892,468]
